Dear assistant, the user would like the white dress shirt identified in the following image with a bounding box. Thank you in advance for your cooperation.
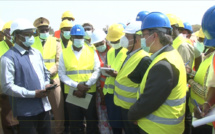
[58,45,100,89]
[0,44,51,112]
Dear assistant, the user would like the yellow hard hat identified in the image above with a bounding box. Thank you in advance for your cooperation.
[176,17,184,28]
[2,21,12,31]
[106,24,125,42]
[62,11,75,20]
[60,20,73,29]
[166,14,178,26]
[195,28,205,38]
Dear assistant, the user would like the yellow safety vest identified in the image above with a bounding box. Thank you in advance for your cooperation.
[103,48,127,95]
[0,41,10,57]
[189,54,214,113]
[32,36,58,79]
[137,49,187,134]
[172,35,185,50]
[63,45,96,94]
[114,50,149,109]
[61,39,72,50]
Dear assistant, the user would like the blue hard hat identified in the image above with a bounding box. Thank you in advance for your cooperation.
[141,12,171,31]
[183,22,193,33]
[202,5,215,47]
[136,11,149,21]
[70,24,85,36]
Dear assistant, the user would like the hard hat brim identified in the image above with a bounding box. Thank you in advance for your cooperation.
[106,33,125,42]
[204,38,215,47]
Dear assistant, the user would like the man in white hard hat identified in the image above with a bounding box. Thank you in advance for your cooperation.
[0,18,54,134]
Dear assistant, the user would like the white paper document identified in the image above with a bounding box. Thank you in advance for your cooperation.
[100,67,114,77]
[66,89,92,109]
[192,107,215,127]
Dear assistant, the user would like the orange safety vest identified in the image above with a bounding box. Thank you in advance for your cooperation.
[96,45,110,88]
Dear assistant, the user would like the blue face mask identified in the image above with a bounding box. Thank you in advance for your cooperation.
[73,39,84,48]
[63,31,71,40]
[96,44,106,52]
[20,35,35,47]
[141,38,150,52]
[40,33,49,40]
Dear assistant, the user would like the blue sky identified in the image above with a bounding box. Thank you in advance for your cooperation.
[0,1,214,31]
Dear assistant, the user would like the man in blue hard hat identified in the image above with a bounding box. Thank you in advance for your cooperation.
[58,24,100,134]
[128,12,187,134]
[194,5,215,134]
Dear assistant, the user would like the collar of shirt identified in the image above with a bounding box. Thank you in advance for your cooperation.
[14,43,33,55]
[127,48,142,58]
[150,45,169,60]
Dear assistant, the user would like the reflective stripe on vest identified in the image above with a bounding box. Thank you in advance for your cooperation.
[145,114,185,125]
[66,70,93,75]
[115,80,138,93]
[44,59,56,63]
[114,91,137,103]
[104,84,114,90]
[137,48,186,134]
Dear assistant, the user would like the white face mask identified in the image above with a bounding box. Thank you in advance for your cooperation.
[120,35,134,48]
[110,42,121,49]
[73,39,84,48]
[194,41,205,53]
[84,31,92,39]
[40,33,49,40]
[63,31,71,40]
[19,35,35,47]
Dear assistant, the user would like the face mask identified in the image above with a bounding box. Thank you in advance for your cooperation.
[96,44,107,52]
[73,39,84,48]
[141,34,154,53]
[110,42,121,49]
[194,41,205,53]
[63,31,71,40]
[120,36,134,48]
[84,31,92,39]
[40,33,49,40]
[19,35,35,47]
[141,38,150,52]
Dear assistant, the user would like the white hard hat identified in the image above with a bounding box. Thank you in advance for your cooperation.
[123,21,141,34]
[90,29,106,44]
[10,18,34,35]
[0,20,5,31]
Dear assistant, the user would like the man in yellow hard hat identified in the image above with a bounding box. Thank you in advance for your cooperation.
[104,23,128,134]
[54,11,75,39]
[0,21,20,134]
[167,14,195,68]
[60,20,73,49]
[32,17,64,134]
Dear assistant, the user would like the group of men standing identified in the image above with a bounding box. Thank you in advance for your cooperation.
[0,5,215,134]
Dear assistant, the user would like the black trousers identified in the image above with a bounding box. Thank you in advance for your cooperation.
[66,92,99,134]
[121,108,140,134]
[17,111,51,134]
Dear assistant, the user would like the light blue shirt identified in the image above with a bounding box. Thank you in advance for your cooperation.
[0,44,51,112]
[150,45,169,60]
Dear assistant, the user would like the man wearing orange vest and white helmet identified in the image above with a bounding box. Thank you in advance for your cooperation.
[32,17,64,134]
